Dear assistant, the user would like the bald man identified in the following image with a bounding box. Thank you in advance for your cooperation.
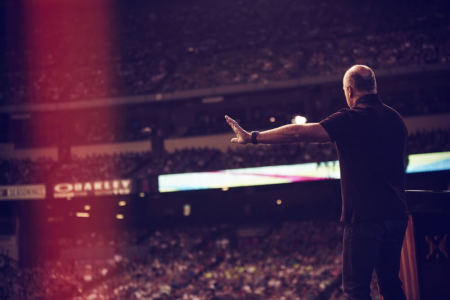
[225,65,408,300]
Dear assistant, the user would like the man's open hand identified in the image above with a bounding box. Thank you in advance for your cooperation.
[225,115,251,144]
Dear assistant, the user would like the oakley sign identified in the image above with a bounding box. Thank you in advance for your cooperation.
[54,179,132,198]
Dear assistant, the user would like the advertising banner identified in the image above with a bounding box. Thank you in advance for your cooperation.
[0,185,46,200]
[53,179,132,199]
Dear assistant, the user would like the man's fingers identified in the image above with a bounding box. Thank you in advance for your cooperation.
[225,117,234,128]
[225,116,240,134]
[225,115,238,127]
[226,115,245,144]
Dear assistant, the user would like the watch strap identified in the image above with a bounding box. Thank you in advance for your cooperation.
[251,131,260,144]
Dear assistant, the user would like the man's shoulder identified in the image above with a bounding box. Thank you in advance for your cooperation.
[324,107,352,119]
[382,104,408,134]
[319,108,356,142]
[382,103,404,119]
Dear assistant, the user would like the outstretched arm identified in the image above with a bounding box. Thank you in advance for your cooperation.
[225,115,330,144]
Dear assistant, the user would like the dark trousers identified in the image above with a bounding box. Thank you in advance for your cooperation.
[342,219,408,300]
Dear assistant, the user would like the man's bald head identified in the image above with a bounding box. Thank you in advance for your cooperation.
[343,65,377,94]
[342,65,377,108]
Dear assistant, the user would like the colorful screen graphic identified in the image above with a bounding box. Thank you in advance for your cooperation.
[405,151,450,174]
[158,152,450,193]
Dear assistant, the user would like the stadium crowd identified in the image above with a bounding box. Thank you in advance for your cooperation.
[0,0,449,104]
[383,90,450,117]
[0,1,448,299]
[3,221,344,300]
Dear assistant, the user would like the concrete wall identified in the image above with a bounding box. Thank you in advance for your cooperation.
[164,133,239,152]
[71,140,151,158]
[0,144,58,160]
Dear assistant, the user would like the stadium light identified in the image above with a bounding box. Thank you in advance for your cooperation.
[84,205,91,211]
[76,212,90,218]
[118,201,126,207]
[276,199,282,205]
[183,204,191,216]
[116,214,124,220]
[292,115,307,124]
[141,127,152,134]
[269,116,276,123]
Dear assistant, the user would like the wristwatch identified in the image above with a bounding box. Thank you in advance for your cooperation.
[251,131,260,144]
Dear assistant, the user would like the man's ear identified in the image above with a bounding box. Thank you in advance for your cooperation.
[347,86,353,99]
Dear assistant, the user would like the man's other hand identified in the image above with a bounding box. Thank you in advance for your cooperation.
[225,115,250,144]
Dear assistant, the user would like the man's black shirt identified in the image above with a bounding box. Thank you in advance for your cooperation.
[320,94,408,224]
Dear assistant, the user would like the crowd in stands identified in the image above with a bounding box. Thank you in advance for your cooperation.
[156,143,337,175]
[10,88,448,147]
[407,129,450,155]
[160,29,450,94]
[185,221,343,300]
[50,152,148,182]
[0,129,449,185]
[42,87,446,146]
[0,153,148,184]
[3,220,345,300]
[0,0,449,104]
[1,2,448,299]
[142,129,450,176]
[383,90,450,117]
[4,231,142,299]
[0,253,17,300]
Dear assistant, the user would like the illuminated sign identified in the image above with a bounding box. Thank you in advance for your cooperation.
[159,151,450,193]
[406,151,450,173]
[0,185,46,200]
[53,179,132,198]
[158,161,339,192]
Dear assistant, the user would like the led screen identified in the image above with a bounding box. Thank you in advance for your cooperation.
[405,151,450,173]
[158,151,450,193]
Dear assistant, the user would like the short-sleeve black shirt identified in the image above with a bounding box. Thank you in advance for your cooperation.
[320,94,408,224]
